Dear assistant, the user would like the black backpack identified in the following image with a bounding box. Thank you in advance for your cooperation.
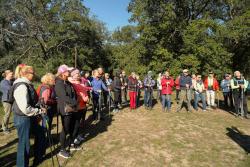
[6,82,31,104]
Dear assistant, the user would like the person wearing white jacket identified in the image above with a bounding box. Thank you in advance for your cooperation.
[13,64,46,167]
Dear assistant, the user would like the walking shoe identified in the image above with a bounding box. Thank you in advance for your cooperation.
[77,135,85,142]
[74,139,81,145]
[70,145,82,151]
[202,109,207,112]
[58,150,71,159]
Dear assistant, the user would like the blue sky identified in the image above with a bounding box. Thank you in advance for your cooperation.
[84,0,133,31]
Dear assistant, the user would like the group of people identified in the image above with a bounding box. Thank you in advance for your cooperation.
[0,64,249,167]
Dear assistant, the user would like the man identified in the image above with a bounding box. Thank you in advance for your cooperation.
[144,71,155,110]
[176,69,192,112]
[221,73,233,108]
[231,71,249,118]
[194,75,206,111]
[121,70,128,104]
[204,71,219,109]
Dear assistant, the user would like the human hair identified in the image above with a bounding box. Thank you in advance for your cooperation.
[41,73,55,86]
[14,64,33,78]
[2,70,12,78]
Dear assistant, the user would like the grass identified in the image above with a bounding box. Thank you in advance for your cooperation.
[0,92,250,167]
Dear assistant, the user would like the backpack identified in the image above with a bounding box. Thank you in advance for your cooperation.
[6,82,31,104]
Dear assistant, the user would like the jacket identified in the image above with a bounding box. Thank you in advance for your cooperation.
[55,77,77,115]
[175,76,180,90]
[204,77,219,91]
[161,76,174,95]
[128,76,138,92]
[0,79,13,102]
[112,76,122,92]
[230,77,248,92]
[179,75,192,90]
[13,77,40,116]
[194,81,205,93]
[91,77,108,98]
[220,79,231,93]
[143,75,155,90]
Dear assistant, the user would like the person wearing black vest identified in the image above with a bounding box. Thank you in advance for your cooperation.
[230,71,249,118]
[112,70,122,113]
[13,64,46,167]
[55,65,79,159]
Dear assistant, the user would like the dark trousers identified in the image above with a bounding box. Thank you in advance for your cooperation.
[136,89,141,107]
[232,91,248,116]
[223,92,233,107]
[72,111,84,141]
[60,114,74,150]
[14,115,46,167]
[114,90,121,109]
[176,89,180,101]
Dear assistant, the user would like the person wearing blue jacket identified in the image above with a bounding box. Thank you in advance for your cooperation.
[220,73,233,108]
[143,71,155,110]
[0,70,14,134]
[91,70,109,120]
[176,69,193,112]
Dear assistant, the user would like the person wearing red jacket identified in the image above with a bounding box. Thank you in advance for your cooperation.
[204,71,219,109]
[128,72,138,110]
[161,71,174,112]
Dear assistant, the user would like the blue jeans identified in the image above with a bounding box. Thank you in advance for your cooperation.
[194,92,206,110]
[162,94,171,109]
[144,89,153,108]
[14,114,46,167]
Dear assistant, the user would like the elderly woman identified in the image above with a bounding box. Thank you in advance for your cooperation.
[69,68,91,145]
[128,72,138,110]
[55,64,78,158]
[13,64,46,167]
[36,73,57,132]
[0,70,14,134]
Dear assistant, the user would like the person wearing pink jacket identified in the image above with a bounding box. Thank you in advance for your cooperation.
[69,68,92,146]
[161,71,174,112]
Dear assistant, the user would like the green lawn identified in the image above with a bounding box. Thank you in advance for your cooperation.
[0,92,250,167]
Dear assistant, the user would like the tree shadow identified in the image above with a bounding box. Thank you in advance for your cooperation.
[226,126,250,154]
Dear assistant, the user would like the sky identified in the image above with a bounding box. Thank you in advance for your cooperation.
[84,0,133,31]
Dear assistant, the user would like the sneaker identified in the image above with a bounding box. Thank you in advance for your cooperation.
[58,150,71,159]
[77,135,84,142]
[202,109,207,112]
[70,145,82,151]
[74,139,81,145]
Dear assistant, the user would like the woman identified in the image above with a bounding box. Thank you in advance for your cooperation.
[136,75,143,108]
[0,70,14,134]
[128,72,138,110]
[112,70,122,113]
[36,73,57,132]
[55,64,78,159]
[157,73,162,101]
[69,68,91,145]
[13,64,46,167]
[161,71,174,112]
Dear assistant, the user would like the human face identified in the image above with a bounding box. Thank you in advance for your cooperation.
[6,72,14,80]
[62,71,70,80]
[48,78,55,86]
[26,70,35,81]
[165,72,170,77]
[85,72,90,78]
[122,71,126,76]
[183,72,188,76]
[209,73,214,77]
[197,75,202,81]
[73,72,80,81]
[235,71,241,78]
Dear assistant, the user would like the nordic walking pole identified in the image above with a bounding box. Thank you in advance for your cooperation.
[217,91,220,108]
[240,88,244,117]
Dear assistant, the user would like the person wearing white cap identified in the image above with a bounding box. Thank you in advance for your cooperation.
[176,69,193,112]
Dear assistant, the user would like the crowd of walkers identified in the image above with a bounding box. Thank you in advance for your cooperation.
[0,64,249,167]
